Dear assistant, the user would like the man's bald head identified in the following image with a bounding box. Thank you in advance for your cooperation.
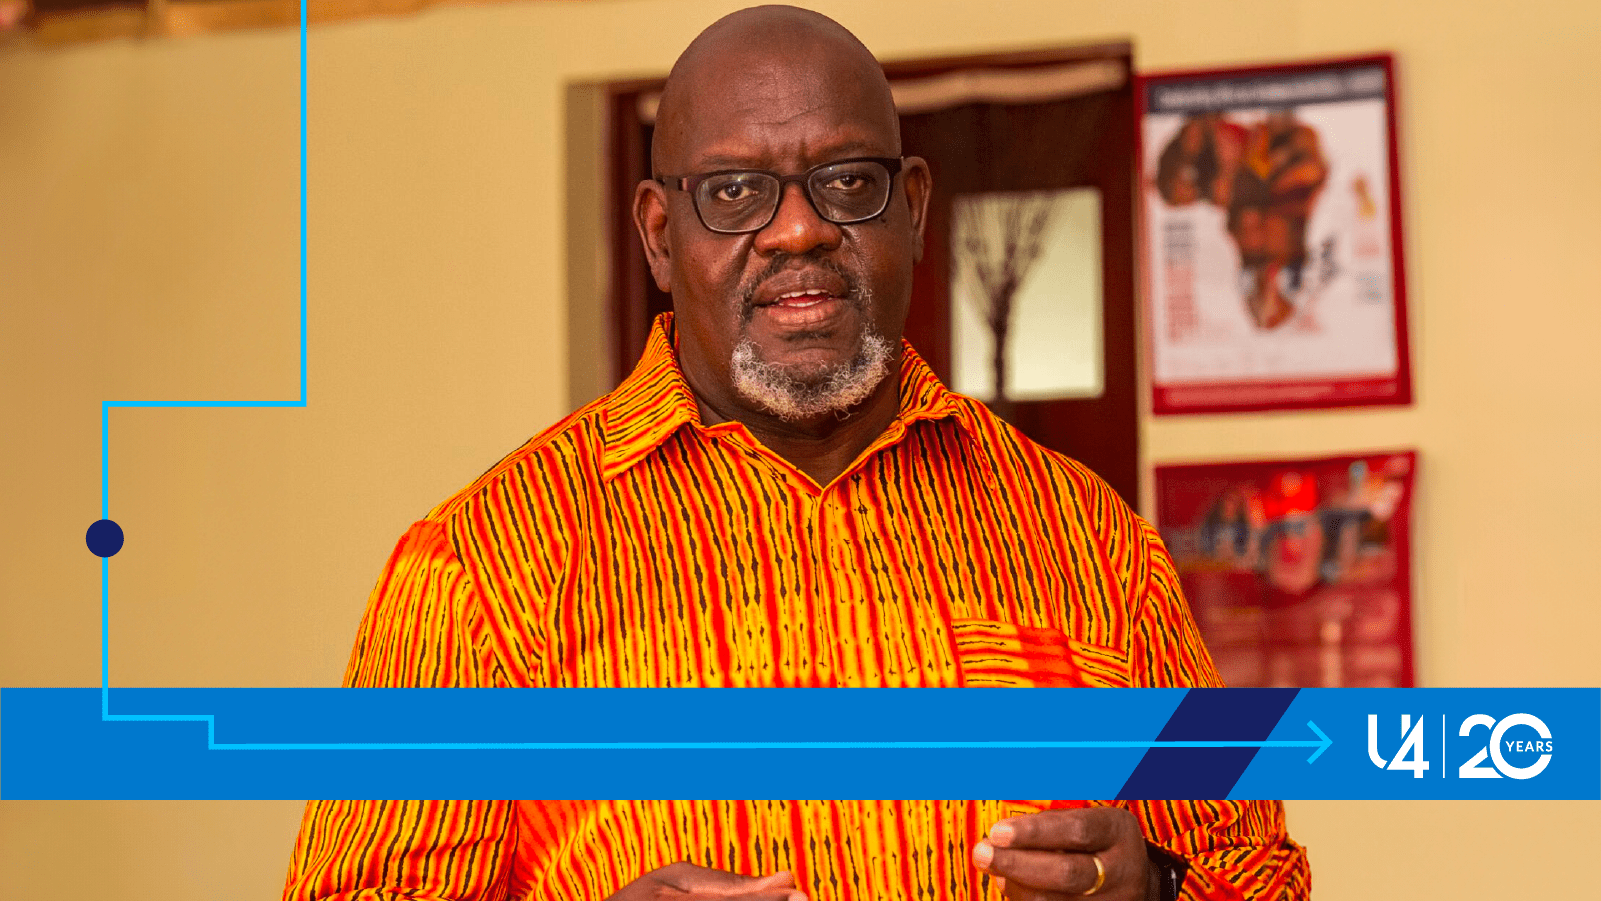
[651,5,899,174]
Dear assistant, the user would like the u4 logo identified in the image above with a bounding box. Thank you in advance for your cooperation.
[1368,714,1430,777]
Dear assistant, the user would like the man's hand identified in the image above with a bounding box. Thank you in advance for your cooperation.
[606,862,807,901]
[971,808,1158,900]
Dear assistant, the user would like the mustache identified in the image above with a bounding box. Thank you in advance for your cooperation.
[738,253,861,321]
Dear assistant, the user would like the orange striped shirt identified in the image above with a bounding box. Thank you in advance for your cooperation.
[284,314,1309,900]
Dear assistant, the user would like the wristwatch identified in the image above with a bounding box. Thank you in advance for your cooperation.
[1145,842,1188,901]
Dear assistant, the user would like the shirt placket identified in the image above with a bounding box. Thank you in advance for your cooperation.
[835,474,891,686]
[712,428,828,685]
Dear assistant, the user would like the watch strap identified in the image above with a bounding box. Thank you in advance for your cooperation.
[1145,842,1188,901]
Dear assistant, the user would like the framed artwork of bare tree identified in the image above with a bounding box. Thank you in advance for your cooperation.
[950,187,1104,424]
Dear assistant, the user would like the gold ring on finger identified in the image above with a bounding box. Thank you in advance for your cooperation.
[1083,853,1107,896]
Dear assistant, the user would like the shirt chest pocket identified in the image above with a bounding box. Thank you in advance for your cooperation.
[948,618,1134,688]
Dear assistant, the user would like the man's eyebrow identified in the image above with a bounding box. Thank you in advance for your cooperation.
[685,143,893,172]
[684,155,764,171]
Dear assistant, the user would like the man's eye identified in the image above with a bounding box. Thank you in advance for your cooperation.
[826,173,869,191]
[714,181,757,201]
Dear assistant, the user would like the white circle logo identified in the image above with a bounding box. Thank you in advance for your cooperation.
[1488,713,1552,780]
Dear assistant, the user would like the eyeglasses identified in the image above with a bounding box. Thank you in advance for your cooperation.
[657,157,904,235]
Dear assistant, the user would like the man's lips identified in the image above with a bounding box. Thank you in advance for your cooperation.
[750,270,850,308]
[755,291,847,328]
[765,289,839,308]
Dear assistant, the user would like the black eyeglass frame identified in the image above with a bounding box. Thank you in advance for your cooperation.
[656,156,906,235]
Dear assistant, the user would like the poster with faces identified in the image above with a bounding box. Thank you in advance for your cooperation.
[1140,56,1412,414]
[1154,451,1417,688]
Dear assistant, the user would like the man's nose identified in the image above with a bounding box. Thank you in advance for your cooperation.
[753,182,842,255]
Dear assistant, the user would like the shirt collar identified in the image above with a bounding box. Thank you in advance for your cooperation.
[600,312,975,481]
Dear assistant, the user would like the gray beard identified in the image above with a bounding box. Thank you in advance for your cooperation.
[729,329,894,422]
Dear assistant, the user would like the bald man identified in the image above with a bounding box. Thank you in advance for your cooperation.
[283,7,1309,901]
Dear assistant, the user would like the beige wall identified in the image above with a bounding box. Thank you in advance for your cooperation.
[2,0,1597,897]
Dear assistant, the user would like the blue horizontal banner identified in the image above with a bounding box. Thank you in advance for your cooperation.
[1,687,1594,799]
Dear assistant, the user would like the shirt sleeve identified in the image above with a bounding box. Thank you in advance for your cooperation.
[282,521,522,901]
[1119,519,1312,900]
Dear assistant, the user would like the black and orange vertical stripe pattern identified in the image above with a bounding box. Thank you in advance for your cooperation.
[284,314,1310,900]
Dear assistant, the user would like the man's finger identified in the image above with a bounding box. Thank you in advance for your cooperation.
[974,844,1101,895]
[737,872,798,893]
[653,862,802,897]
[996,884,1078,901]
[681,890,806,901]
[986,808,1121,852]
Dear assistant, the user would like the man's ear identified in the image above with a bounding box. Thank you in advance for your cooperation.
[633,179,673,293]
[901,156,933,264]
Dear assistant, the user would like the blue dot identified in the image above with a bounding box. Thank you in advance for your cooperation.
[87,519,124,558]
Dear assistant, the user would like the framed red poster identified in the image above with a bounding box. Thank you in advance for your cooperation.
[1138,55,1413,414]
[1153,451,1417,688]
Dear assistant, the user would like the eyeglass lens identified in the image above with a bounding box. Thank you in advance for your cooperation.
[694,160,893,233]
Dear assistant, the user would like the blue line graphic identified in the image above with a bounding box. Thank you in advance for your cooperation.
[107,706,1335,762]
[99,4,310,727]
[83,4,1330,768]
[206,729,1332,756]
[79,2,1330,774]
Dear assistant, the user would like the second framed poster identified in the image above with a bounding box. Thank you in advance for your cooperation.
[1154,451,1418,688]
[1140,55,1412,414]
